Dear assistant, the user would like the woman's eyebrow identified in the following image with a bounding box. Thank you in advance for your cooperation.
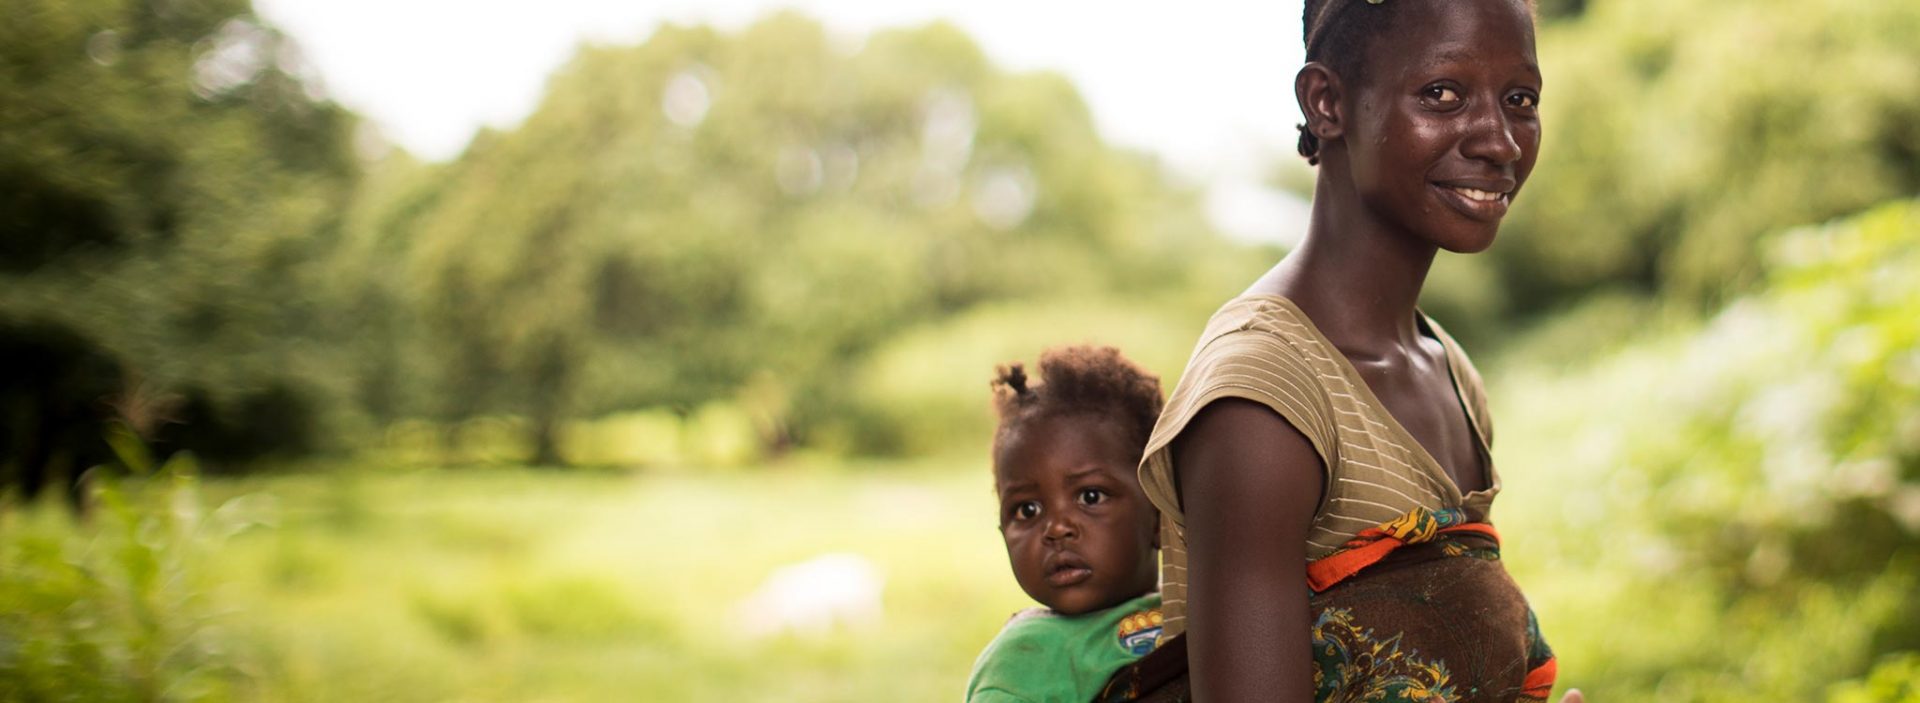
[1421,48,1542,79]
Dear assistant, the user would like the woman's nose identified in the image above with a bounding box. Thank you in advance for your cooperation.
[1461,105,1523,166]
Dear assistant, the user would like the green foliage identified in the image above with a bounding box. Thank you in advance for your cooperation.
[0,0,362,469]
[1495,200,1920,701]
[1831,653,1920,703]
[821,296,1235,456]
[0,441,268,700]
[339,13,1233,461]
[1497,0,1920,315]
[6,462,1032,701]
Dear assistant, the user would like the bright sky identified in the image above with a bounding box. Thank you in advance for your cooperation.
[253,0,1314,242]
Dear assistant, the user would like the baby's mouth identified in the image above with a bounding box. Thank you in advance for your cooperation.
[1046,553,1093,587]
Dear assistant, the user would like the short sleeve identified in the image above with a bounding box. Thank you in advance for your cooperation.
[1133,326,1339,641]
[1135,328,1340,527]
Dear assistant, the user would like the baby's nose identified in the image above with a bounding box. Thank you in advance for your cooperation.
[1044,514,1080,541]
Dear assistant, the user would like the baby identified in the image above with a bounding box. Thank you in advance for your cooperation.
[964,345,1166,703]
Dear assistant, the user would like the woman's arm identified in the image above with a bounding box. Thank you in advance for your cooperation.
[1173,398,1326,703]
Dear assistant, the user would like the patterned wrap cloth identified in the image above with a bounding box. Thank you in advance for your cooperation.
[1097,507,1557,703]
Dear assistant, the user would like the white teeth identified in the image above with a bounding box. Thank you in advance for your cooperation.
[1449,186,1506,203]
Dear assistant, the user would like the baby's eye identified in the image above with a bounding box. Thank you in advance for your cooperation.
[1507,92,1539,109]
[1077,488,1106,506]
[1422,85,1461,104]
[1011,501,1041,521]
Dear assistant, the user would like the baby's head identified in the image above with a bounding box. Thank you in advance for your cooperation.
[989,345,1163,615]
[1295,0,1543,253]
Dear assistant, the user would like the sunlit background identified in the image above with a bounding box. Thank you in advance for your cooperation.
[3,0,1919,701]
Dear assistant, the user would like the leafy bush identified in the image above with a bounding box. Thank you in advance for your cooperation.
[1831,653,1920,703]
[1498,200,1920,701]
[0,429,269,701]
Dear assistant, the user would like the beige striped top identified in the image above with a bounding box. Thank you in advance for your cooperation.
[1136,294,1500,639]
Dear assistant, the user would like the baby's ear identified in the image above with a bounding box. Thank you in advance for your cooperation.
[1295,62,1346,143]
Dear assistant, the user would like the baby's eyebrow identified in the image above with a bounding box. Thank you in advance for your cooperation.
[1428,47,1477,65]
[1066,466,1115,482]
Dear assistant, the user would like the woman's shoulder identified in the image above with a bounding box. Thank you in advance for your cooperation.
[1138,295,1346,521]
[1166,294,1347,421]
[1172,294,1346,393]
[1196,294,1329,348]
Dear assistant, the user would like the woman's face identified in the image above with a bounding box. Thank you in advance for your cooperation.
[1343,0,1542,254]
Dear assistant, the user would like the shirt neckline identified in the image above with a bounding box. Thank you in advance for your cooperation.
[1228,293,1499,502]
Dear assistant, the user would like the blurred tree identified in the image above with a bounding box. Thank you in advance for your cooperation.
[0,0,359,487]
[376,13,1227,461]
[1496,0,1920,319]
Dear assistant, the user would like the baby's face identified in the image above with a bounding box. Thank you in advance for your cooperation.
[994,413,1158,615]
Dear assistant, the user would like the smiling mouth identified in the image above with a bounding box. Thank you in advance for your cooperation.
[1433,183,1514,221]
[1446,185,1510,204]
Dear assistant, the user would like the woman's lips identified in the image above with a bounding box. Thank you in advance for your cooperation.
[1432,181,1513,222]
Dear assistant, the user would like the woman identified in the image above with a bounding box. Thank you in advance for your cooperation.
[1118,1,1581,701]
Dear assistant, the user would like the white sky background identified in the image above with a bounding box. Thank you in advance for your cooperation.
[253,0,1314,243]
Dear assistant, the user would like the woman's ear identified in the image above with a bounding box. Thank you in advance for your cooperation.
[1295,62,1345,144]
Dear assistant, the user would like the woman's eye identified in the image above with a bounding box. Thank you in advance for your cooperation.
[1012,501,1040,520]
[1423,85,1461,103]
[1077,488,1106,506]
[1508,92,1539,109]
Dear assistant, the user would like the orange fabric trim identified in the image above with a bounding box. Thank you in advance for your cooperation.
[1305,523,1502,593]
[1521,656,1558,698]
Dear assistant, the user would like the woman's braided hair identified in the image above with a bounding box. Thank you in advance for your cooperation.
[990,345,1165,458]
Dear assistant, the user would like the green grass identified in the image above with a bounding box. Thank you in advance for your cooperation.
[28,456,1034,701]
[2,426,1912,701]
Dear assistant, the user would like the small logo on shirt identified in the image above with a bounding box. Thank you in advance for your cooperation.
[1116,608,1164,656]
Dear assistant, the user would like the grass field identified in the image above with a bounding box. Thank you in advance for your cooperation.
[3,447,1606,702]
[5,402,1915,702]
[5,454,1043,701]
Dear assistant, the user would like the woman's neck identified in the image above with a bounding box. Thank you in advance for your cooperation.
[1249,168,1438,357]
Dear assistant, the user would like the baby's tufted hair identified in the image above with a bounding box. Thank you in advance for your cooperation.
[990,345,1164,461]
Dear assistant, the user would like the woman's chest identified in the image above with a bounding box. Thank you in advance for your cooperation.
[1350,358,1488,496]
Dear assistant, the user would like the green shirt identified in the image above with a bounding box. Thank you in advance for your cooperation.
[964,593,1163,703]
